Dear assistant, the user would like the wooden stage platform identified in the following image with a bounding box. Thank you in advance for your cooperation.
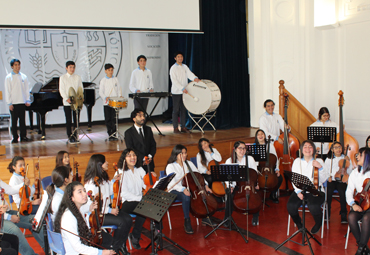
[0,119,258,186]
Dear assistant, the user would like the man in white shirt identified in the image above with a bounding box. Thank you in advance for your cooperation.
[4,59,31,143]
[59,61,84,143]
[170,51,200,134]
[129,55,154,112]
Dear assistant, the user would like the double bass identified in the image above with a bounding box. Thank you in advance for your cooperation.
[258,135,278,191]
[275,93,300,191]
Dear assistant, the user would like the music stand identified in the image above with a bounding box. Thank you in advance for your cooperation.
[275,171,323,255]
[307,126,336,159]
[245,144,267,163]
[205,164,248,243]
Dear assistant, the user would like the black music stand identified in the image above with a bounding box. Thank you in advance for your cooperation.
[307,126,336,160]
[205,164,248,243]
[275,171,323,255]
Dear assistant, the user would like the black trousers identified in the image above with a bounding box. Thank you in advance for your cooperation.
[10,104,26,140]
[327,180,347,218]
[103,106,117,136]
[134,98,149,112]
[103,212,132,249]
[272,174,283,194]
[172,94,186,128]
[348,209,370,247]
[1,233,18,255]
[63,106,79,137]
[120,201,146,240]
[287,192,325,227]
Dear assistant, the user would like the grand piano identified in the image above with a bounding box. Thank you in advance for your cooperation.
[28,77,96,139]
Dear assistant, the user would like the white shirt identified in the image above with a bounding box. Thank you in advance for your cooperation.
[169,63,197,94]
[60,209,101,255]
[119,167,146,202]
[9,172,35,207]
[84,179,114,214]
[310,120,339,154]
[291,158,329,194]
[196,148,222,174]
[346,167,370,206]
[166,161,200,192]
[5,71,30,105]
[99,76,121,105]
[0,179,23,220]
[129,67,154,93]
[254,142,280,171]
[59,73,83,106]
[324,155,353,181]
[225,156,258,187]
[259,112,285,141]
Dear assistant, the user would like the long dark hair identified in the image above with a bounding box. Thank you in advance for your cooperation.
[366,136,370,148]
[326,141,342,159]
[166,145,187,174]
[318,107,330,121]
[198,138,213,168]
[56,151,69,168]
[254,129,268,145]
[7,156,24,173]
[300,140,316,158]
[117,148,139,171]
[232,141,246,163]
[84,154,109,184]
[54,182,91,245]
[46,166,71,214]
[358,147,370,174]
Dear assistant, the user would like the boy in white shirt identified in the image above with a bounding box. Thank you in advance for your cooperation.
[5,59,31,143]
[169,51,200,134]
[99,63,121,141]
[59,61,83,143]
[129,55,154,112]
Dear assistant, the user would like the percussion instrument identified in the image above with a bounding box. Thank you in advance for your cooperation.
[108,97,128,109]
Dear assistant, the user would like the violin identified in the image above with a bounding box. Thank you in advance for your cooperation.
[143,156,156,195]
[112,162,122,209]
[33,158,41,200]
[354,178,370,211]
[73,158,81,182]
[275,93,300,191]
[210,160,226,197]
[18,165,32,216]
[181,161,218,219]
[334,144,350,183]
[258,135,279,191]
[87,177,104,246]
[312,154,320,191]
[233,152,262,214]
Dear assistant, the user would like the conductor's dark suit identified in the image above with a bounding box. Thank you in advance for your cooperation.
[124,124,156,172]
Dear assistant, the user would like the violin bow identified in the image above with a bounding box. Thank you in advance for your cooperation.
[60,227,106,249]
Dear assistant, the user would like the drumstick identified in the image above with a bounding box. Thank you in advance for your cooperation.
[186,92,199,102]
[106,87,114,103]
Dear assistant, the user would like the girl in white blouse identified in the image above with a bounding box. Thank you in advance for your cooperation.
[346,147,370,254]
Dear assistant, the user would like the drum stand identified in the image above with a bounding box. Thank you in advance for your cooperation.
[105,108,124,142]
[188,111,217,134]
[67,108,93,145]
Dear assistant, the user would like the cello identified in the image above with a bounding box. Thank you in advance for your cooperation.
[112,162,123,209]
[18,165,33,216]
[143,156,156,195]
[210,160,226,197]
[182,161,218,219]
[275,93,300,190]
[258,135,278,191]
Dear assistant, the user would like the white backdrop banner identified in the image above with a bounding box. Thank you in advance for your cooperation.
[0,30,168,125]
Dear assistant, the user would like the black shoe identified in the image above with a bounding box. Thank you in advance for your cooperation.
[202,218,217,227]
[310,223,321,234]
[270,192,279,204]
[69,136,76,143]
[128,233,141,250]
[184,218,194,234]
[11,139,18,144]
[20,137,31,142]
[356,246,366,255]
[341,214,348,224]
[117,245,130,255]
[252,216,259,226]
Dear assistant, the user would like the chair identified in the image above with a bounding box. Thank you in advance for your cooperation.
[190,157,197,168]
[0,113,11,138]
[345,221,362,249]
[46,223,66,255]
[41,176,52,190]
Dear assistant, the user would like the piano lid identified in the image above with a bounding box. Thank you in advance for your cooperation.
[32,77,96,93]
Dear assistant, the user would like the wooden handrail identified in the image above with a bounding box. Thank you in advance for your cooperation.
[278,80,316,143]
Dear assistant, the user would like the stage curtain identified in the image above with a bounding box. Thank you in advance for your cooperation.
[168,0,250,129]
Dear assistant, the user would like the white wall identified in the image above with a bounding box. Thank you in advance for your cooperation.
[249,0,370,147]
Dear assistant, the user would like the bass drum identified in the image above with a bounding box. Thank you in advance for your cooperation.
[183,80,221,115]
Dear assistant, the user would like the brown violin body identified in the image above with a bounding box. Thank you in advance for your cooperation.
[143,157,156,195]
[73,160,82,182]
[33,161,41,200]
[258,137,279,191]
[334,145,350,183]
[354,178,370,212]
[233,167,262,214]
[182,170,218,219]
[88,178,104,246]
[19,167,32,216]
[209,160,226,197]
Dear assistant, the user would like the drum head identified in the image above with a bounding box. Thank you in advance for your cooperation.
[183,80,221,115]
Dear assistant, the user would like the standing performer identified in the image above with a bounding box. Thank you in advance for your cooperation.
[5,59,31,143]
[166,144,215,234]
[325,141,352,223]
[310,107,339,160]
[170,51,200,134]
[286,140,328,234]
[124,109,156,173]
[196,138,222,189]
[346,147,370,254]
[259,99,287,144]
[54,182,116,255]
[99,63,122,141]
[59,61,83,143]
[254,129,283,203]
[129,55,154,112]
